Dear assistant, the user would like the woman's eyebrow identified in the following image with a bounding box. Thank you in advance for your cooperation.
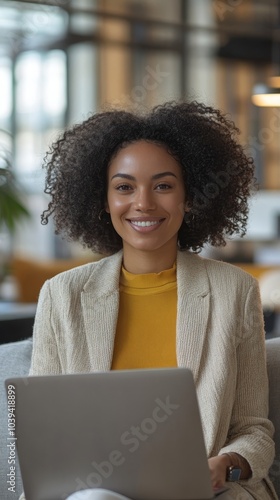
[111,173,136,181]
[152,171,177,180]
[111,171,178,181]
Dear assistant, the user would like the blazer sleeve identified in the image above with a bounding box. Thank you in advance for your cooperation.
[29,280,62,376]
[219,279,275,482]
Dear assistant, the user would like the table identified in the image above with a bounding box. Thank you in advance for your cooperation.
[0,302,37,344]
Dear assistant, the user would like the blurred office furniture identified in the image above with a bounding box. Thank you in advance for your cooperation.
[259,269,280,338]
[10,254,104,303]
[0,302,36,344]
[234,263,280,280]
[233,264,280,337]
[0,254,104,344]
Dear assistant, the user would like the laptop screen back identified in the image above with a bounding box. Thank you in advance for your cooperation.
[5,368,214,500]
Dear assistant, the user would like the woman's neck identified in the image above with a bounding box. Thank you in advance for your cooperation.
[122,246,177,274]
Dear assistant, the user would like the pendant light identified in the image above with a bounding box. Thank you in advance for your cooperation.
[252,1,280,107]
[252,82,280,107]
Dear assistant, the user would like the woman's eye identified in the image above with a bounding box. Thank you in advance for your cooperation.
[156,183,172,190]
[116,184,132,191]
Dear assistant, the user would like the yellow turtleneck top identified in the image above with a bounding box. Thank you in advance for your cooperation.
[111,264,177,370]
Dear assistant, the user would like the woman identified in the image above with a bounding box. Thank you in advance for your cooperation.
[26,101,277,499]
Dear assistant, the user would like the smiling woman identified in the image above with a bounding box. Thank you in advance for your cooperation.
[24,101,278,500]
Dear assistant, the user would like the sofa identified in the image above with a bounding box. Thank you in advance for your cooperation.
[0,338,279,500]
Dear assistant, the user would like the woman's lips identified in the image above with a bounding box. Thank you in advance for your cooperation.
[127,218,165,232]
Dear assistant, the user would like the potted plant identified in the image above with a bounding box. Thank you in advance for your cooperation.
[0,132,30,286]
[0,157,30,232]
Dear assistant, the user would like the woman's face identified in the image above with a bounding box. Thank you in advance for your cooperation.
[106,140,187,262]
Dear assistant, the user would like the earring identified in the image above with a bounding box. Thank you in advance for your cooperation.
[98,209,111,225]
[184,211,194,224]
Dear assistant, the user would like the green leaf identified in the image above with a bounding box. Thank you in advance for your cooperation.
[0,182,30,232]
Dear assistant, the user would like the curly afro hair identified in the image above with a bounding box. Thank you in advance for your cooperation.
[42,100,255,254]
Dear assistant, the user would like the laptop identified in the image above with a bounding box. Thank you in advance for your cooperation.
[5,368,228,500]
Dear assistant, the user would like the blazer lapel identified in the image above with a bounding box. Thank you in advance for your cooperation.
[81,251,123,371]
[176,251,210,382]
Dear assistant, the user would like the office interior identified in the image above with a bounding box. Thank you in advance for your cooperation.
[0,0,279,339]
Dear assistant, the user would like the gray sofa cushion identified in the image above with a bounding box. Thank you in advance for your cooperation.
[0,339,32,500]
[266,337,280,497]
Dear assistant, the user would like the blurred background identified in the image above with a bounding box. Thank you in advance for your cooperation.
[0,0,279,339]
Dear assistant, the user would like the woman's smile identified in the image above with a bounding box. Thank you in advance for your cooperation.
[127,217,165,231]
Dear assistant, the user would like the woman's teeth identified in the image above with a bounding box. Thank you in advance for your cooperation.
[131,220,160,227]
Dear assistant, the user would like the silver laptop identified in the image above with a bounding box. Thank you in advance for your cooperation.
[5,368,227,500]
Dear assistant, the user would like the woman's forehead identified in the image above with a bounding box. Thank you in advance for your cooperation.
[108,140,182,176]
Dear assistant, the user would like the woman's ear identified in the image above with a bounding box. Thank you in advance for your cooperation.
[184,201,191,213]
[104,201,110,214]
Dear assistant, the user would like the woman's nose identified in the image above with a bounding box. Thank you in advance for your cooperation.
[134,188,156,211]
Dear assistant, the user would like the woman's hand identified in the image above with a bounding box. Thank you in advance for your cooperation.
[208,452,252,490]
[208,455,231,490]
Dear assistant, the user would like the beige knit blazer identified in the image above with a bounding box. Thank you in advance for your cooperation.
[30,250,277,499]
